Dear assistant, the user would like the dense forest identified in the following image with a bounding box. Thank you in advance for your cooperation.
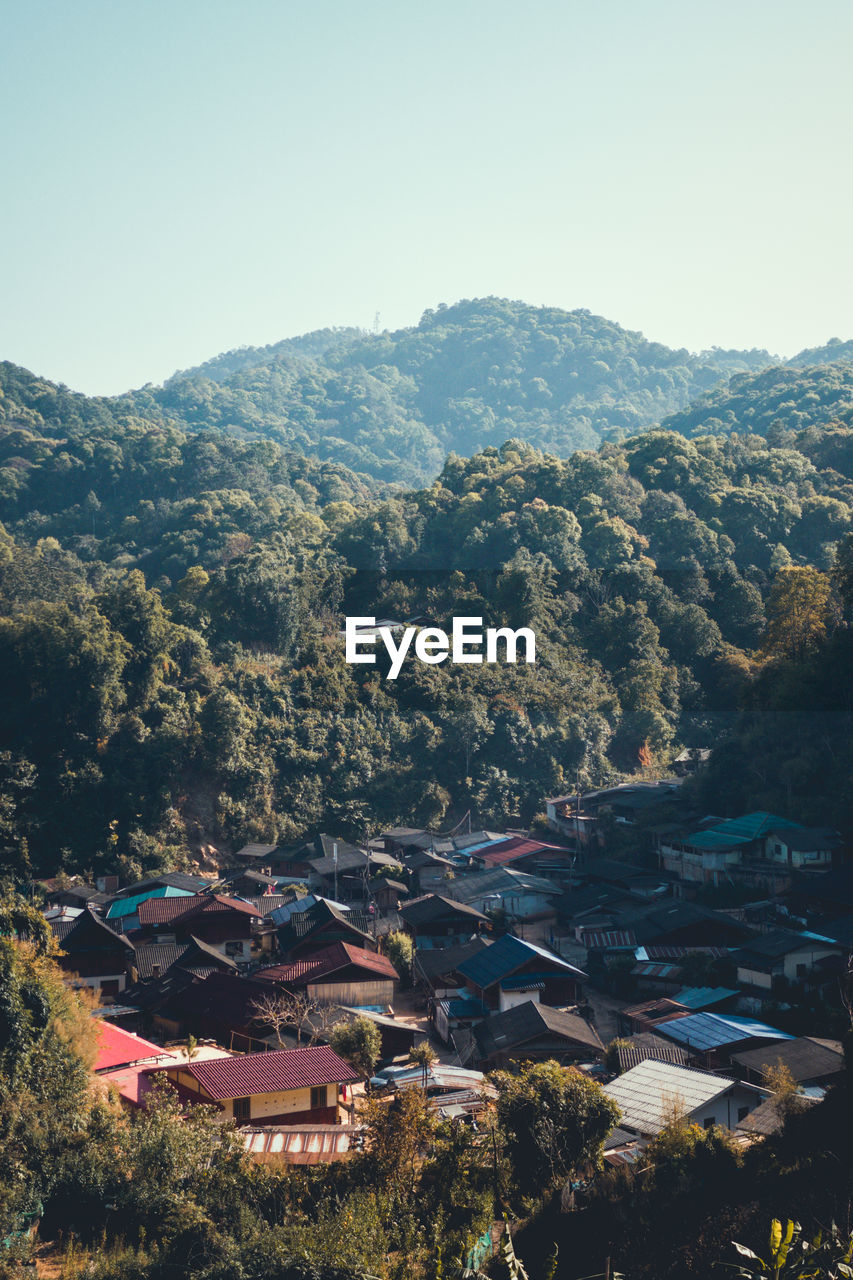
[117,298,779,485]
[2,300,853,878]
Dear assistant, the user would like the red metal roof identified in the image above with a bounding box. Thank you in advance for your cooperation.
[137,894,260,925]
[163,1045,359,1098]
[94,1022,168,1071]
[476,837,564,867]
[257,942,398,986]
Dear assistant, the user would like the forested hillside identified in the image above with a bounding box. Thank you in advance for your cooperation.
[2,367,853,881]
[116,299,775,483]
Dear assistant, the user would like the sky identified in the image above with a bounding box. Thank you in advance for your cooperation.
[3,0,853,395]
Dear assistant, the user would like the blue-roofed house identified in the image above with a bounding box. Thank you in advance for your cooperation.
[456,933,587,1012]
[651,1011,793,1069]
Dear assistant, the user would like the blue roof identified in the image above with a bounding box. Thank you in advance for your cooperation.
[657,1011,793,1052]
[457,934,586,988]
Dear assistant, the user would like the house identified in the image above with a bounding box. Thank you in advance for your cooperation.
[413,937,492,1000]
[133,894,262,962]
[329,1006,427,1060]
[93,1023,233,1110]
[446,867,562,920]
[105,886,196,932]
[735,1092,818,1141]
[730,1037,846,1090]
[93,1022,169,1074]
[649,1011,793,1069]
[468,835,572,877]
[256,943,399,1008]
[304,834,402,901]
[471,1000,603,1069]
[398,894,488,946]
[733,929,845,994]
[456,933,586,1011]
[277,899,377,958]
[155,1044,360,1126]
[133,934,239,982]
[603,1060,766,1137]
[658,812,840,890]
[55,907,136,998]
[432,992,489,1044]
[148,970,286,1051]
[368,878,409,913]
[615,900,753,949]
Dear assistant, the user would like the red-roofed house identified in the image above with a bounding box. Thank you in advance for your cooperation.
[257,943,399,1007]
[133,894,262,961]
[156,1044,359,1126]
[471,837,571,873]
[94,1022,168,1072]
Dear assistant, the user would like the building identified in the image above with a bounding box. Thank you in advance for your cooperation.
[603,1059,766,1137]
[471,1000,603,1069]
[730,1037,845,1090]
[398,894,488,946]
[55,907,136,998]
[456,933,586,1011]
[658,812,841,889]
[133,894,262,961]
[155,1044,359,1126]
[277,898,376,957]
[446,866,562,920]
[256,942,399,1008]
[734,929,845,994]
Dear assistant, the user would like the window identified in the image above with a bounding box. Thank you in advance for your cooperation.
[703,1116,715,1129]
[737,1106,750,1122]
[310,1085,328,1110]
[233,1097,251,1125]
[796,962,807,977]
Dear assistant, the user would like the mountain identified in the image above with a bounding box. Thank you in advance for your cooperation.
[117,298,776,484]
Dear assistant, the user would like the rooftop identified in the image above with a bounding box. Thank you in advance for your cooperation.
[474,1000,603,1060]
[160,1044,359,1099]
[94,1022,168,1072]
[457,933,586,988]
[604,1060,748,1135]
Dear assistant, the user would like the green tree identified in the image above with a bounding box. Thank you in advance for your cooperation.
[493,1060,620,1204]
[329,1015,383,1078]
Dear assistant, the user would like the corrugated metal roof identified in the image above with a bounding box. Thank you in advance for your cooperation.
[655,1012,792,1052]
[241,1124,363,1163]
[107,887,193,919]
[256,942,398,985]
[95,1023,168,1071]
[672,987,739,1010]
[581,930,637,950]
[604,1060,742,1134]
[163,1045,359,1098]
[457,934,586,988]
[138,894,260,925]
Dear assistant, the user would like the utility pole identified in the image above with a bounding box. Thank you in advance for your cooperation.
[332,842,338,903]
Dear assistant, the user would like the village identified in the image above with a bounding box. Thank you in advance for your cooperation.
[35,756,852,1183]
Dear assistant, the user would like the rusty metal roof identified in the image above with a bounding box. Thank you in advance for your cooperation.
[257,941,398,986]
[162,1044,359,1099]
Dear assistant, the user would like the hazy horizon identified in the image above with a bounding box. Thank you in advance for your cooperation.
[4,0,852,395]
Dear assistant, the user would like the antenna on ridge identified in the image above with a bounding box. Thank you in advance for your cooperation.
[372,310,381,334]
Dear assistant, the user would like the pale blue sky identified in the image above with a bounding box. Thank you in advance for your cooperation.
[3,0,853,394]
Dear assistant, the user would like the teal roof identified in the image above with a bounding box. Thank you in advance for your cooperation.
[672,986,739,1010]
[684,811,802,851]
[106,886,193,919]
